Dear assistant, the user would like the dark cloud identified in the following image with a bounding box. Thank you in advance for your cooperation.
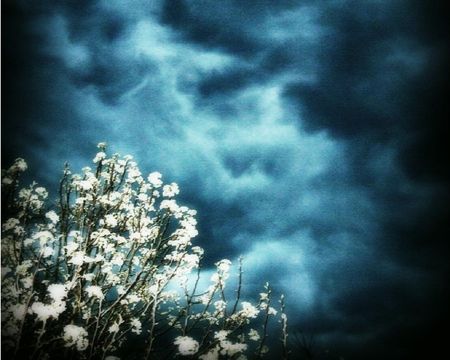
[2,2,65,166]
[197,66,260,97]
[284,5,409,137]
[282,1,450,183]
[160,0,261,56]
[71,56,154,105]
[66,8,128,43]
[277,9,450,351]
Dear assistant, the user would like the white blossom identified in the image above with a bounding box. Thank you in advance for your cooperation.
[78,179,94,191]
[68,251,86,266]
[268,307,278,316]
[45,210,59,224]
[160,199,179,213]
[108,323,120,333]
[32,231,54,246]
[105,214,118,228]
[147,172,163,188]
[85,285,104,300]
[174,336,199,356]
[162,183,180,197]
[47,284,68,302]
[21,276,33,289]
[219,341,247,357]
[216,259,231,273]
[214,330,230,341]
[83,273,95,281]
[130,318,142,334]
[111,254,124,266]
[3,218,19,231]
[214,300,227,314]
[93,151,107,163]
[116,285,126,295]
[63,325,89,351]
[65,242,79,256]
[248,329,260,341]
[2,177,13,185]
[41,246,54,258]
[199,347,219,360]
[31,301,66,322]
[108,314,124,334]
[240,302,259,319]
[127,166,141,180]
[126,294,141,304]
[138,193,148,202]
[18,188,31,199]
[16,260,33,276]
[35,187,48,198]
[12,158,28,172]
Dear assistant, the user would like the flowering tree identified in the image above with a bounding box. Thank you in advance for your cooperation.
[1,144,289,360]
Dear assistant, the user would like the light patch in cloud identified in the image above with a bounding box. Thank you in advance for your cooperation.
[241,233,318,310]
[131,19,235,71]
[262,5,325,43]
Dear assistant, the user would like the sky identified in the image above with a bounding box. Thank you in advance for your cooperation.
[2,0,449,358]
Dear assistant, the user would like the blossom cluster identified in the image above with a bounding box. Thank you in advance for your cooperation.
[1,144,288,360]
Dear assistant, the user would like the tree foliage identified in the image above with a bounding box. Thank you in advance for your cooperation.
[1,144,289,360]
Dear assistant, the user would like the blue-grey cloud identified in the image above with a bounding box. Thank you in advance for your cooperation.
[2,1,449,359]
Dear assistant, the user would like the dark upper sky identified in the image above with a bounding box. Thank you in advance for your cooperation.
[2,1,449,358]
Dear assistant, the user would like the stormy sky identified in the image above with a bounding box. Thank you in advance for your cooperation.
[2,1,449,358]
